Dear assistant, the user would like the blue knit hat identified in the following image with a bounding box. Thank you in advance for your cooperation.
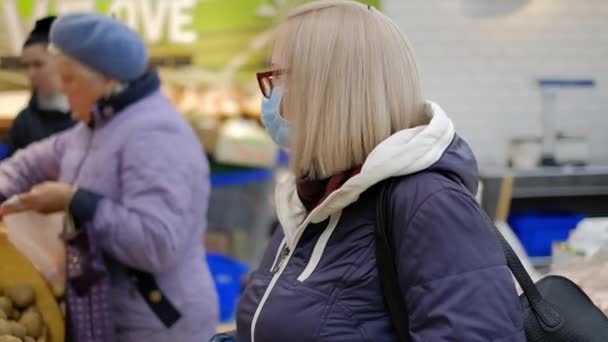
[50,13,148,82]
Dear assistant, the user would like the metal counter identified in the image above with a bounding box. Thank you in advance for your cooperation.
[480,166,608,221]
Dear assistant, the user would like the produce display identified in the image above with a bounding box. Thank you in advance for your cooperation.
[0,229,64,342]
[162,84,262,118]
[161,82,281,169]
[0,285,47,341]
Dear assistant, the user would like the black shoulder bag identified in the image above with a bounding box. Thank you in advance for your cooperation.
[375,178,608,342]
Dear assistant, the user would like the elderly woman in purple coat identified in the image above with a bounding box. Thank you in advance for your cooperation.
[0,13,218,342]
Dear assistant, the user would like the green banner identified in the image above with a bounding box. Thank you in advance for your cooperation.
[0,0,380,71]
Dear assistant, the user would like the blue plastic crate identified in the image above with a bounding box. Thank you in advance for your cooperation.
[508,213,584,257]
[206,254,249,322]
[0,142,8,160]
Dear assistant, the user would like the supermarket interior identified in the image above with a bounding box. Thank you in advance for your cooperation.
[0,0,607,341]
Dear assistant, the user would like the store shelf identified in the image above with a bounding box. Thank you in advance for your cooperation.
[207,159,276,266]
[530,256,553,268]
[481,166,608,221]
[512,185,608,199]
[211,168,273,187]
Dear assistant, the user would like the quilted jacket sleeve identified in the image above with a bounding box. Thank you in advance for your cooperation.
[392,187,525,342]
[0,135,63,199]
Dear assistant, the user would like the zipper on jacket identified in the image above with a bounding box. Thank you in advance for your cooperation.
[251,238,292,342]
[271,243,290,274]
[269,239,287,273]
[251,212,342,341]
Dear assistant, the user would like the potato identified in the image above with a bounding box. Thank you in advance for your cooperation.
[19,308,38,318]
[50,284,64,300]
[0,298,11,316]
[0,311,6,321]
[8,310,19,322]
[0,320,11,335]
[8,321,26,339]
[7,287,35,309]
[24,337,36,342]
[36,325,46,342]
[18,311,42,339]
[0,336,22,342]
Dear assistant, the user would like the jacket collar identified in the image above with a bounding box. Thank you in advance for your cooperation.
[90,70,160,127]
[296,166,363,212]
[276,101,456,249]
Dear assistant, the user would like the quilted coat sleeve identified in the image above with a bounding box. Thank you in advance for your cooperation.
[392,187,525,342]
[86,131,209,273]
[0,135,63,199]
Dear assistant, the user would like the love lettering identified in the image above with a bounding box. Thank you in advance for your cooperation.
[1,0,199,56]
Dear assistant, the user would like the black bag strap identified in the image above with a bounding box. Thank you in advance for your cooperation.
[492,227,562,329]
[374,180,411,342]
[437,172,563,329]
[375,175,562,342]
[209,331,237,342]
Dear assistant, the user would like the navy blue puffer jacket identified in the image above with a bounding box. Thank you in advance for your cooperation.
[237,103,525,342]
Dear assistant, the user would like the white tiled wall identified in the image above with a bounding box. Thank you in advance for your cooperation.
[384,0,608,168]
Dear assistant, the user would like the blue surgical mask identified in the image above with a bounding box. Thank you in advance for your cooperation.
[261,86,290,148]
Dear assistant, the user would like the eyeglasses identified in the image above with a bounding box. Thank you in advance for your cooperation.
[256,69,286,99]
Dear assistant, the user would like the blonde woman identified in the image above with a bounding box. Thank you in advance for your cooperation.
[237,1,525,341]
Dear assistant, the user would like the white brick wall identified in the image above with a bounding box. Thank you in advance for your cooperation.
[384,0,608,167]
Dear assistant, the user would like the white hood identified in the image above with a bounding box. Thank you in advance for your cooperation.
[276,101,456,249]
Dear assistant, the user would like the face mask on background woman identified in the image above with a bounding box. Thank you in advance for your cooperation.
[261,86,290,148]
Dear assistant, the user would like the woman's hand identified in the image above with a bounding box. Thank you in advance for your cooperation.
[0,182,75,216]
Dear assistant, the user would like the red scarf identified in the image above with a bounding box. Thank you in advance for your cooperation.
[296,166,363,212]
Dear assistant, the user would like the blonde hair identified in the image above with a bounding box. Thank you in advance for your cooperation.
[274,0,427,180]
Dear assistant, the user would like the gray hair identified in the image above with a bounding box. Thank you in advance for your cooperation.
[55,51,128,97]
